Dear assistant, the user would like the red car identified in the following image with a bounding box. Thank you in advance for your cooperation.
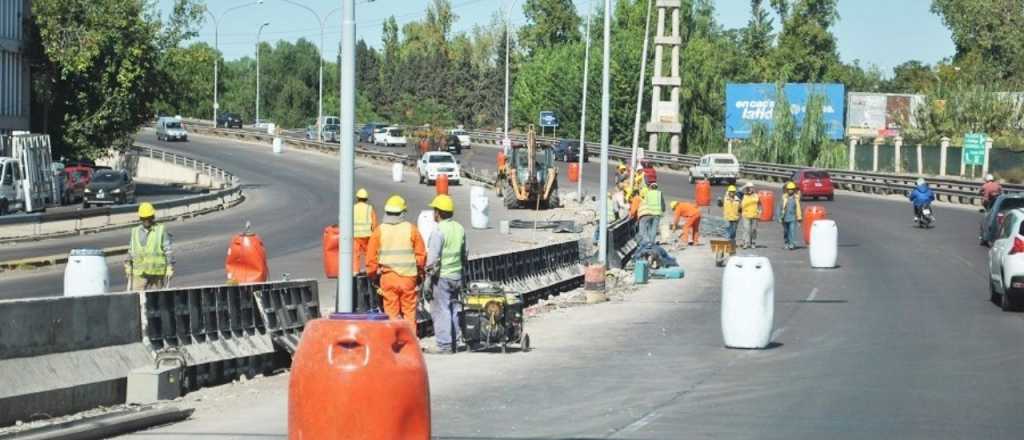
[791,168,834,201]
[62,165,93,205]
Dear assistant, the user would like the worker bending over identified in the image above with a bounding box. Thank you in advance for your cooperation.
[670,200,702,246]
[352,188,378,272]
[127,202,174,291]
[424,194,468,354]
[367,195,426,325]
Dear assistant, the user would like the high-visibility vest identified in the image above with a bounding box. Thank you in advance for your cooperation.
[781,194,802,221]
[436,219,465,277]
[353,202,374,238]
[638,189,663,217]
[378,222,418,277]
[722,196,741,221]
[130,224,168,276]
[741,194,760,219]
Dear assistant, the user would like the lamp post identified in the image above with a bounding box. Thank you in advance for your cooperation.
[279,1,338,143]
[503,0,521,145]
[576,0,592,202]
[337,0,356,312]
[256,22,270,127]
[597,0,611,265]
[203,0,263,125]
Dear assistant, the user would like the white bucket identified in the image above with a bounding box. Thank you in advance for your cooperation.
[417,210,437,244]
[64,249,109,296]
[392,163,403,182]
[470,186,489,229]
[272,137,283,154]
[721,256,774,349]
[809,219,838,268]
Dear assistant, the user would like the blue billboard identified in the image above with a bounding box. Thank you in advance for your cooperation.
[725,83,846,139]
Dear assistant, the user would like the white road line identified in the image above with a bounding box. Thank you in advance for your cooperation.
[617,410,661,434]
[806,287,819,302]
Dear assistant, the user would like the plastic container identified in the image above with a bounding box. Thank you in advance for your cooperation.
[417,210,436,245]
[758,190,774,221]
[584,264,606,291]
[64,249,109,296]
[435,174,449,195]
[695,180,711,207]
[392,163,403,182]
[802,206,828,244]
[272,137,283,154]
[470,186,489,229]
[322,225,339,278]
[721,256,774,349]
[567,163,580,183]
[809,219,838,268]
[634,259,649,284]
[652,267,685,279]
[289,314,430,439]
[226,232,269,283]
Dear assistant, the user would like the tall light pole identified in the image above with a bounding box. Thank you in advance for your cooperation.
[256,22,270,126]
[279,1,339,143]
[597,0,611,265]
[629,0,653,177]
[203,0,263,124]
[577,0,592,201]
[503,0,521,145]
[337,0,356,312]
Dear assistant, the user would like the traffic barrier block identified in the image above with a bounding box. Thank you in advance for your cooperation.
[252,280,321,354]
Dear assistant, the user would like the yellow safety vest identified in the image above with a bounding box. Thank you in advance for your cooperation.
[130,224,167,276]
[741,194,760,219]
[638,189,663,217]
[722,196,740,221]
[436,219,465,277]
[353,202,374,238]
[378,222,418,277]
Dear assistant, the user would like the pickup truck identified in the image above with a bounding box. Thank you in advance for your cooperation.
[689,153,740,185]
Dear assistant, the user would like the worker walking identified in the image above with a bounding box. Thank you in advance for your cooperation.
[352,188,378,273]
[739,183,761,249]
[637,182,665,246]
[424,194,468,354]
[721,185,741,244]
[127,202,173,291]
[670,200,702,246]
[780,181,802,250]
[367,195,427,325]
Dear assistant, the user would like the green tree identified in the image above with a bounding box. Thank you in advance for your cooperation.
[743,0,775,81]
[155,42,218,118]
[930,0,1024,86]
[885,61,936,94]
[771,0,841,82]
[520,0,581,55]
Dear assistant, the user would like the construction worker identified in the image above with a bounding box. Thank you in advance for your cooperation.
[615,163,629,187]
[780,181,802,250]
[739,183,761,249]
[424,194,467,354]
[352,188,378,272]
[495,150,507,194]
[637,182,665,246]
[612,183,628,219]
[127,202,173,291]
[670,200,702,246]
[721,185,741,244]
[367,195,427,325]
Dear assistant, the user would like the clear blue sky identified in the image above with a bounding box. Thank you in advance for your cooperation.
[166,0,954,76]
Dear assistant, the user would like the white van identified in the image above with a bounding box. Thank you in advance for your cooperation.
[156,117,188,142]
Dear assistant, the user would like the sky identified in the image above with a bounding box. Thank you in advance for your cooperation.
[165,0,955,76]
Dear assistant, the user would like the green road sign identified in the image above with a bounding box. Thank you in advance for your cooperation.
[963,133,986,166]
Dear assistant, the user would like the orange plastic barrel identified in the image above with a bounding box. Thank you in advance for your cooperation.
[322,225,339,278]
[567,163,580,182]
[435,174,449,195]
[225,232,269,283]
[695,180,711,207]
[758,190,775,221]
[289,314,430,439]
[803,206,828,244]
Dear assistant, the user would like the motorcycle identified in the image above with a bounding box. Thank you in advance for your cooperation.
[916,203,935,228]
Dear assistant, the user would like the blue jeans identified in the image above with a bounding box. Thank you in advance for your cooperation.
[783,221,799,247]
[639,215,660,246]
[726,221,738,242]
[430,277,462,350]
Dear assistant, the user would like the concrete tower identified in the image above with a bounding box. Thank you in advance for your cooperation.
[644,0,683,153]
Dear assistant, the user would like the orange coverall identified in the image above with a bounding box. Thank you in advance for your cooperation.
[672,201,702,245]
[366,222,426,325]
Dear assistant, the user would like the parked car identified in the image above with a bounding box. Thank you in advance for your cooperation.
[83,169,135,208]
[988,208,1024,311]
[791,168,834,201]
[450,128,471,149]
[417,152,461,185]
[379,127,406,147]
[980,194,1024,246]
[444,134,463,155]
[254,119,275,130]
[62,165,93,205]
[360,123,387,143]
[553,139,587,163]
[217,112,243,129]
[306,124,341,142]
[372,128,388,145]
[156,117,188,142]
[689,153,739,184]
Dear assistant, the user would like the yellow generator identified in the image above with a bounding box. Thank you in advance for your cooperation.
[460,281,530,353]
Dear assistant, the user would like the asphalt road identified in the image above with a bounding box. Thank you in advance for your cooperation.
[119,136,1024,439]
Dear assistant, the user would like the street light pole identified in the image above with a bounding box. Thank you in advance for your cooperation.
[337,0,356,312]
[279,1,338,143]
[204,1,263,125]
[598,0,611,265]
[256,22,270,127]
[577,0,592,202]
[503,0,520,143]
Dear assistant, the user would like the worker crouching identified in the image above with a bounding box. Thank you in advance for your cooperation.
[367,195,426,325]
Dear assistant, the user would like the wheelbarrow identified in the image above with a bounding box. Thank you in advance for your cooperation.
[710,239,735,267]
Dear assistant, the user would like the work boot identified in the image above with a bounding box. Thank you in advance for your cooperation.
[423,345,453,355]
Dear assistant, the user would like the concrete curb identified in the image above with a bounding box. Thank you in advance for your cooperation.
[0,245,130,272]
[0,406,193,440]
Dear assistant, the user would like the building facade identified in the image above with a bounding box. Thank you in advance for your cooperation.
[0,0,30,135]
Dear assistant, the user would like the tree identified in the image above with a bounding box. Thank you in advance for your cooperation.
[771,0,841,82]
[743,0,775,81]
[930,0,1024,86]
[520,0,581,55]
[154,42,217,119]
[885,61,936,94]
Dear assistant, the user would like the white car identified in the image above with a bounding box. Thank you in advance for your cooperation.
[381,127,406,147]
[418,152,461,185]
[450,129,471,148]
[689,153,740,184]
[988,208,1024,311]
[372,128,387,145]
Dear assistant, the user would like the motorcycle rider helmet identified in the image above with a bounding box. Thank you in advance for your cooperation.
[985,174,995,182]
[916,177,926,186]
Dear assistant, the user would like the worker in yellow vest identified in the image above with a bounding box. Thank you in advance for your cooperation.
[424,194,467,354]
[739,182,761,249]
[352,188,378,272]
[637,182,665,246]
[126,202,173,291]
[367,195,426,325]
[721,185,741,244]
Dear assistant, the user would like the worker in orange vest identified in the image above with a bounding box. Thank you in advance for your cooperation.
[352,188,378,272]
[670,200,702,246]
[367,195,426,325]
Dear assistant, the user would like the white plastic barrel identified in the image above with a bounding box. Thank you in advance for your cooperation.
[63,249,109,296]
[499,220,511,235]
[417,210,437,244]
[392,163,403,182]
[470,186,489,229]
[265,123,276,135]
[809,219,838,268]
[721,256,774,349]
[272,137,283,154]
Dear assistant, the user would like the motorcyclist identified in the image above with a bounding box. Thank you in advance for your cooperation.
[981,174,1002,211]
[908,177,936,223]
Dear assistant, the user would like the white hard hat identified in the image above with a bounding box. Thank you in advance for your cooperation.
[986,174,995,182]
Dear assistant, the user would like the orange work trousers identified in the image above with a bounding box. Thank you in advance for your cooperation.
[353,237,370,272]
[679,215,701,245]
[379,272,418,326]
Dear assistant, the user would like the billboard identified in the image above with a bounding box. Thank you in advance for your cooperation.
[725,83,846,140]
[846,92,926,138]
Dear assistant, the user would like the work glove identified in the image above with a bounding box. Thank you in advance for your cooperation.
[165,265,175,279]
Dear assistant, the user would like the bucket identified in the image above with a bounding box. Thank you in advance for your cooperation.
[695,180,711,206]
[470,186,489,229]
[721,256,774,349]
[392,163,403,182]
[809,219,838,268]
[584,264,608,303]
[64,249,109,296]
[634,259,649,284]
[417,210,437,245]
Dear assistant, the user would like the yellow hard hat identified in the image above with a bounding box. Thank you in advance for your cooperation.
[384,195,407,214]
[138,202,156,218]
[429,194,454,212]
[356,188,369,199]
[617,164,627,171]
[727,185,737,192]
[785,181,797,190]
[670,201,678,210]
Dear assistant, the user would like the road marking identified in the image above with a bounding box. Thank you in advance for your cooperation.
[617,410,660,434]
[806,287,819,302]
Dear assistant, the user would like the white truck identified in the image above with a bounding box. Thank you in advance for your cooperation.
[689,153,740,185]
[0,133,57,214]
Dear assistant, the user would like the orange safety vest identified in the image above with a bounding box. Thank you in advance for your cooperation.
[353,202,375,238]
[377,222,418,277]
